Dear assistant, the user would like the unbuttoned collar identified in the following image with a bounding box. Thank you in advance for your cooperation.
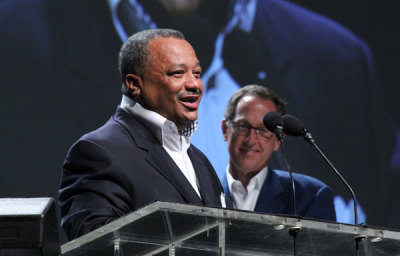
[226,165,268,193]
[120,95,198,151]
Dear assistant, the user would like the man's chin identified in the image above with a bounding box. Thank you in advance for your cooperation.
[183,112,198,123]
[175,116,197,130]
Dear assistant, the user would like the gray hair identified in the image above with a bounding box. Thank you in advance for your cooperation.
[118,28,185,96]
[224,84,287,121]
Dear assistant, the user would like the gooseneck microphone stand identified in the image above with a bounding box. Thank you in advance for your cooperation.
[305,135,364,256]
[283,114,364,256]
[279,135,301,256]
[263,112,300,256]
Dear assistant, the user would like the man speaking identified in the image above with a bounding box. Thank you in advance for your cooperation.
[58,29,227,241]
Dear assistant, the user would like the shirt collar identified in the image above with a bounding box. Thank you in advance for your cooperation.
[120,95,198,147]
[226,165,268,193]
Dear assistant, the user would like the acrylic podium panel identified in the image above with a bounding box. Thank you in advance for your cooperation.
[61,201,400,255]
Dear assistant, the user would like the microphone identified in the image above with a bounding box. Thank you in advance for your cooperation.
[263,111,284,141]
[282,114,315,145]
[263,112,297,217]
[282,114,359,226]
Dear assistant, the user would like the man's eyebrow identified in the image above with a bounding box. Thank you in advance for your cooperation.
[169,61,202,69]
[234,119,249,124]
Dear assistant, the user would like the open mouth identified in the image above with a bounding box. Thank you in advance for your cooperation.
[180,95,200,110]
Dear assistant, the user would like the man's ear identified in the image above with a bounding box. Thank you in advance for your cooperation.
[222,119,228,141]
[125,74,143,97]
[273,138,281,152]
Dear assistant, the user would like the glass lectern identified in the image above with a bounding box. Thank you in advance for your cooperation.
[61,201,400,255]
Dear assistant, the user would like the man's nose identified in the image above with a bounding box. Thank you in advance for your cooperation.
[245,127,258,140]
[185,73,202,90]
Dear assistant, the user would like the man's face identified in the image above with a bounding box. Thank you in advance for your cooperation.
[138,37,203,130]
[222,96,280,183]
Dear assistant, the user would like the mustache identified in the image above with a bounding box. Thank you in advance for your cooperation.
[177,89,202,98]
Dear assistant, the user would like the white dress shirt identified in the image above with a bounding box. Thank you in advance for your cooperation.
[226,165,268,211]
[120,95,201,198]
[107,0,260,179]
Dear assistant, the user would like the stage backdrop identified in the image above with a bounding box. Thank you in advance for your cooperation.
[0,0,399,231]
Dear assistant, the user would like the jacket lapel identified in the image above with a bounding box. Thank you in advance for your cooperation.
[145,145,204,205]
[254,168,287,214]
[221,175,231,201]
[113,107,203,205]
[187,147,221,206]
[221,169,288,213]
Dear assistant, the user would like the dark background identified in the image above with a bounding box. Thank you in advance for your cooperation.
[0,0,399,238]
[290,0,400,228]
[291,0,400,126]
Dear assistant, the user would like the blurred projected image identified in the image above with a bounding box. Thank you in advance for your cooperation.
[1,0,399,229]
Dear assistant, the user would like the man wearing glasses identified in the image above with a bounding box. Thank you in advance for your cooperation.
[221,84,336,221]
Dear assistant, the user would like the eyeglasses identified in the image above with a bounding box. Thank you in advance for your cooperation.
[227,121,274,139]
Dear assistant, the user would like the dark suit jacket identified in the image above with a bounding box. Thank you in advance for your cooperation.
[222,168,336,222]
[59,107,226,240]
[0,0,398,229]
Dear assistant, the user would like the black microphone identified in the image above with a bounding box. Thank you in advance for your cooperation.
[263,112,298,218]
[282,114,315,145]
[282,114,359,226]
[263,111,284,141]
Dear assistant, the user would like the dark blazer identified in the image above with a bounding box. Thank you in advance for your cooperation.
[222,169,336,222]
[0,0,397,229]
[59,107,226,240]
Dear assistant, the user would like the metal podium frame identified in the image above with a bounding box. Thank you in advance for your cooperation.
[61,201,400,255]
